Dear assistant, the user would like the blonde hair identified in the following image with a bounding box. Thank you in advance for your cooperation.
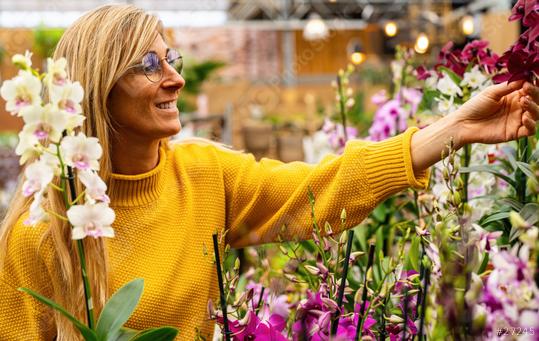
[0,4,163,339]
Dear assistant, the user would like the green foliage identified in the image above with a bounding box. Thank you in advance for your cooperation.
[33,26,64,58]
[20,279,178,341]
[179,60,225,95]
[18,287,98,340]
[96,278,144,341]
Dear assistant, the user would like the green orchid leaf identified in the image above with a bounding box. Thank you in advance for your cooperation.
[131,327,179,341]
[480,211,511,226]
[520,203,539,226]
[18,287,97,341]
[515,161,535,179]
[113,328,139,341]
[438,66,463,84]
[460,166,517,189]
[96,278,144,341]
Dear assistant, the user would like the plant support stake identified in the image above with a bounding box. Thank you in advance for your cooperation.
[331,230,355,336]
[355,243,376,341]
[212,233,231,341]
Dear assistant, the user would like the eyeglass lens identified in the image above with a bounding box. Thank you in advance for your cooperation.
[141,50,183,82]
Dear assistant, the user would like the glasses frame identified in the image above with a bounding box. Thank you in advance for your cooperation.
[127,48,183,83]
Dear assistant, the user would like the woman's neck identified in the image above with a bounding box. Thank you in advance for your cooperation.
[111,136,161,175]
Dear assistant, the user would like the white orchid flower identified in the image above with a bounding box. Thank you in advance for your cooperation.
[44,57,68,86]
[20,104,68,143]
[0,70,42,115]
[67,203,115,240]
[49,80,84,115]
[40,146,62,175]
[78,170,110,204]
[23,193,48,227]
[22,159,55,197]
[15,130,41,165]
[60,133,102,171]
[436,73,463,98]
[12,51,33,70]
[436,96,457,115]
[461,66,488,90]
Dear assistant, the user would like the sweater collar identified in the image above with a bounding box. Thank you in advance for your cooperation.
[108,147,167,207]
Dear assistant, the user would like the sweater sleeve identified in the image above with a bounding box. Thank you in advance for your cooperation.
[0,219,56,340]
[221,127,429,248]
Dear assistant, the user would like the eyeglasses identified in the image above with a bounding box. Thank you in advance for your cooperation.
[128,49,183,83]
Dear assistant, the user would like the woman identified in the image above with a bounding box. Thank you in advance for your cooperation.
[0,4,538,340]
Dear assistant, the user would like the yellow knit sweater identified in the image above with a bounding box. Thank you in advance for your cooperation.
[0,128,428,340]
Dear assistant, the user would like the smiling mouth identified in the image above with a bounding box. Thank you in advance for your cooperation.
[156,101,176,110]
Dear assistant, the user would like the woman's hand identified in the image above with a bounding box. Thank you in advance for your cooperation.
[410,80,539,173]
[454,80,539,145]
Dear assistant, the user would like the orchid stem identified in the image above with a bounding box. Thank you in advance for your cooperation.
[45,209,68,222]
[66,163,95,329]
[336,75,349,141]
[402,289,408,341]
[212,233,231,341]
[58,131,95,329]
[330,229,354,336]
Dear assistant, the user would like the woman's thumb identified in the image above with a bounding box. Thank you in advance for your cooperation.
[486,80,524,100]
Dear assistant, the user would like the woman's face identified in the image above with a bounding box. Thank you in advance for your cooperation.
[108,34,185,143]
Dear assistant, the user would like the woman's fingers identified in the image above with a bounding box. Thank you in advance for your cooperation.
[522,95,539,121]
[524,82,539,105]
[518,114,537,138]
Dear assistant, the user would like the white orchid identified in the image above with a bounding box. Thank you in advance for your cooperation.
[78,170,110,204]
[49,80,84,116]
[24,193,47,227]
[461,66,488,90]
[60,133,102,171]
[15,130,41,165]
[22,159,55,197]
[436,73,463,97]
[19,104,68,143]
[67,203,115,240]
[0,70,42,115]
[436,96,457,116]
[44,57,68,86]
[12,51,33,70]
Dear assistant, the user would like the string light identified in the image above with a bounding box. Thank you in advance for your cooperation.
[414,33,429,54]
[461,15,475,36]
[384,21,398,37]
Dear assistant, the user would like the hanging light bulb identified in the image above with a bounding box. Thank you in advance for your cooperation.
[414,33,429,54]
[384,21,398,37]
[461,15,475,36]
[303,13,329,41]
[348,40,366,65]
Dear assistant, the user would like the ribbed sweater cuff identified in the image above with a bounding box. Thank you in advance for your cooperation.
[361,127,430,201]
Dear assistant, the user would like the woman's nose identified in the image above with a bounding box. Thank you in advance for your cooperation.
[161,62,185,90]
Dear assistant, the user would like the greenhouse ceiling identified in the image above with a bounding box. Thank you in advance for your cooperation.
[0,0,511,27]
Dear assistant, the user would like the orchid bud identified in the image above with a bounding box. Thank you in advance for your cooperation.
[347,64,355,73]
[322,298,339,312]
[284,274,299,282]
[234,257,240,271]
[472,304,487,332]
[207,299,216,319]
[279,245,289,255]
[305,264,320,276]
[387,314,405,324]
[338,69,344,77]
[324,221,333,235]
[350,251,365,263]
[340,209,347,222]
[339,231,348,245]
[317,261,329,275]
[312,231,320,245]
[345,98,355,108]
[331,80,338,88]
[509,211,530,229]
[453,191,461,206]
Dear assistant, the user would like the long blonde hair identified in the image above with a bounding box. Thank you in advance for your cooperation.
[0,5,163,339]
